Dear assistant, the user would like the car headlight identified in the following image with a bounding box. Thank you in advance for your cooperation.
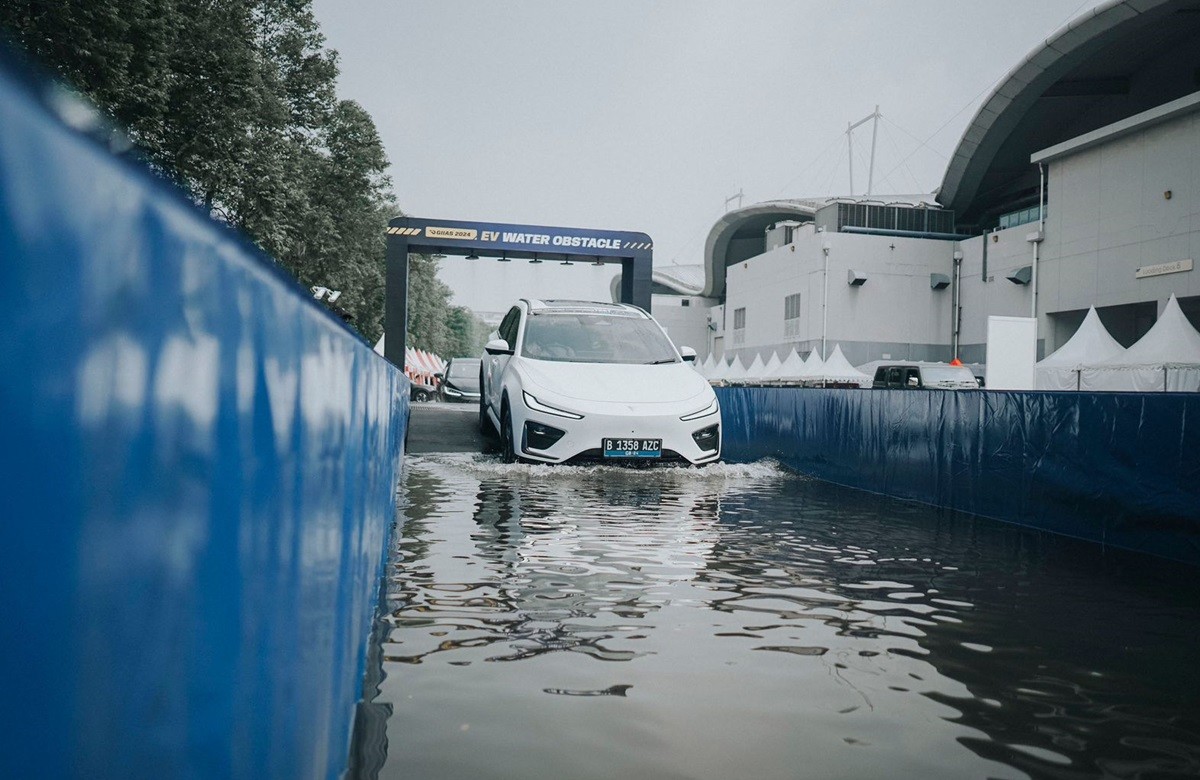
[680,398,719,421]
[522,391,584,420]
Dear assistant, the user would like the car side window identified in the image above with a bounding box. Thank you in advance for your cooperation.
[904,368,921,388]
[498,307,520,346]
[886,367,901,387]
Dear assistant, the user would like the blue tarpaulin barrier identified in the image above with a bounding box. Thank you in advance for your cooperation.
[717,387,1200,565]
[0,52,408,778]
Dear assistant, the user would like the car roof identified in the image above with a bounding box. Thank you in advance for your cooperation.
[867,361,970,369]
[522,299,647,317]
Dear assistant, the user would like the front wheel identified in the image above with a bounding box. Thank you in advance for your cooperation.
[500,402,517,463]
[479,372,496,437]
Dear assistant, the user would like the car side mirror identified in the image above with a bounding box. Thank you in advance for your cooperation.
[484,338,513,356]
[907,376,920,388]
[679,346,697,363]
[434,372,443,379]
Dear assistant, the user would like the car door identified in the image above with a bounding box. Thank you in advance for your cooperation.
[486,306,521,415]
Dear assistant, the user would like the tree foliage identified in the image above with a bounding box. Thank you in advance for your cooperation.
[405,255,489,358]
[1,0,406,340]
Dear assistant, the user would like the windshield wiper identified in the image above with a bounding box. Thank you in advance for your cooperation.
[646,358,677,365]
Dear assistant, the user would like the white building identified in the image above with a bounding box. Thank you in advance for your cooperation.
[650,0,1200,369]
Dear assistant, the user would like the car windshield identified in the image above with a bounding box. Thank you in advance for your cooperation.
[447,360,478,378]
[921,366,976,384]
[521,312,679,364]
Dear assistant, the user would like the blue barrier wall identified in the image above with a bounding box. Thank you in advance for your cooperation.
[0,55,408,778]
[717,387,1200,565]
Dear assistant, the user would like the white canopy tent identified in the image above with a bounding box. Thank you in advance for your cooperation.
[813,344,872,387]
[1034,307,1125,390]
[1080,295,1200,392]
[724,355,748,384]
[762,351,781,378]
[795,350,826,385]
[707,356,730,383]
[772,349,807,382]
[741,354,766,383]
[695,354,715,378]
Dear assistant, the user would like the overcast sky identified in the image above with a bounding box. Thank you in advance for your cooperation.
[311,0,1106,312]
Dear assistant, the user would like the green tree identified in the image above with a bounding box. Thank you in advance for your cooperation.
[405,254,452,355]
[1,0,395,340]
[445,306,488,358]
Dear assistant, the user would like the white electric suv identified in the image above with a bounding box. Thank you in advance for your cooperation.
[479,300,721,465]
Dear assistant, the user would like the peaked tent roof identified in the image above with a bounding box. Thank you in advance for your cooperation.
[773,349,807,381]
[817,345,873,384]
[745,354,766,380]
[796,350,825,381]
[1037,307,1125,368]
[762,351,781,377]
[707,357,728,382]
[1095,295,1200,367]
[725,355,748,382]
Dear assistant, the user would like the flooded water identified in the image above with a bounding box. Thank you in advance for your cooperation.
[349,454,1200,780]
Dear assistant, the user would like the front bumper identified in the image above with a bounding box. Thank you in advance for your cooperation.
[517,406,721,465]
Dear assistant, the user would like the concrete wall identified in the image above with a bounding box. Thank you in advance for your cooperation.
[652,293,718,359]
[956,227,1039,363]
[722,225,955,366]
[1038,104,1200,348]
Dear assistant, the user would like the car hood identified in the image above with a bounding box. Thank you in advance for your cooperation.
[519,359,712,405]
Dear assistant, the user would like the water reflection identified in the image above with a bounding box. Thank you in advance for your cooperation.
[351,454,1200,780]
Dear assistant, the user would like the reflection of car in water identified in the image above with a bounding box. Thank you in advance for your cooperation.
[870,362,980,390]
[437,357,481,403]
[479,299,721,465]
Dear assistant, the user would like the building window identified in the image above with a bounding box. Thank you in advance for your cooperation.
[681,299,690,307]
[732,307,746,346]
[997,204,1046,230]
[836,202,956,234]
[783,293,801,338]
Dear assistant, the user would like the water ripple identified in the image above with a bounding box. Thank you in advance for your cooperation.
[349,453,1200,780]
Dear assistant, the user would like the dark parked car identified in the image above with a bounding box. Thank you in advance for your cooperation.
[870,362,980,390]
[410,378,438,402]
[437,357,482,403]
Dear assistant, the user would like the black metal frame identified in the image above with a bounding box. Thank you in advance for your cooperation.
[384,216,653,369]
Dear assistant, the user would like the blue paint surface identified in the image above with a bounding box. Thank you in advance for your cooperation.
[0,53,408,778]
[716,387,1200,564]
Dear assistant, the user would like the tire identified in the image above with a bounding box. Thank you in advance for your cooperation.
[413,390,430,403]
[478,370,496,437]
[500,400,517,463]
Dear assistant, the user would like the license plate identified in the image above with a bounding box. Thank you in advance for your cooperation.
[603,438,662,458]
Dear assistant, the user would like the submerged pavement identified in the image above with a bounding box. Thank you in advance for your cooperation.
[406,402,494,455]
[349,452,1200,780]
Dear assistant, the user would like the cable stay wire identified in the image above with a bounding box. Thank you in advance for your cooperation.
[881,115,948,162]
[768,131,849,200]
[874,0,1104,192]
[881,121,926,193]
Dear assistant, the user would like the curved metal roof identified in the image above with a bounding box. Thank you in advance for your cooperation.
[701,200,818,298]
[608,264,707,302]
[939,0,1200,226]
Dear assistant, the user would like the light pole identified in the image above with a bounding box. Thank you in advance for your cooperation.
[821,240,831,362]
